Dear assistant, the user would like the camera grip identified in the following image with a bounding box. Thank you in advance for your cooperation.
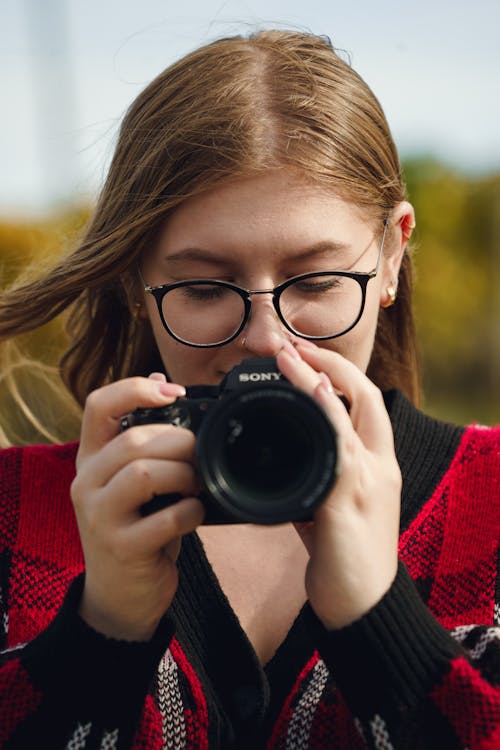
[139,492,185,517]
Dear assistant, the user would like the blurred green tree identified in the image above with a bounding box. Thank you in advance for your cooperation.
[404,159,500,424]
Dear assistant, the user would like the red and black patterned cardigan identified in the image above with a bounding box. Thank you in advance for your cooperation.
[1,390,499,749]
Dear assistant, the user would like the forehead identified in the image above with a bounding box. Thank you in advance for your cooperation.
[157,171,372,256]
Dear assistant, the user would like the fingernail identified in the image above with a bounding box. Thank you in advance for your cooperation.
[319,371,334,393]
[281,340,301,360]
[159,382,186,397]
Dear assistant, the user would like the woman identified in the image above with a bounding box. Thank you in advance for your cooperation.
[0,30,498,749]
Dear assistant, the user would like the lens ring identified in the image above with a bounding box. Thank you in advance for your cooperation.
[195,384,338,523]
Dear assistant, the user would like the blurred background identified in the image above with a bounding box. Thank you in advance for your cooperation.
[1,0,499,443]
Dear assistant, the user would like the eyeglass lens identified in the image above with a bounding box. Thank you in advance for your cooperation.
[161,275,364,345]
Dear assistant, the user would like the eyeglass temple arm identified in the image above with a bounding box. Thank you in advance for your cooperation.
[136,265,153,291]
[369,217,390,276]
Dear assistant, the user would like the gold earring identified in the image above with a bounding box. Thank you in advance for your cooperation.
[131,302,142,320]
[381,285,397,308]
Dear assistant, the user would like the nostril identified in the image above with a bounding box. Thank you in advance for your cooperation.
[238,295,292,356]
[240,328,289,357]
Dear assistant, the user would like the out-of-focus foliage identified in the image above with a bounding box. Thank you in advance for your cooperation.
[0,206,90,287]
[0,207,90,445]
[404,159,500,424]
[0,159,499,446]
[0,207,89,401]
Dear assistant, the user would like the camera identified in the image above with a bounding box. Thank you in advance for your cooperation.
[121,357,339,524]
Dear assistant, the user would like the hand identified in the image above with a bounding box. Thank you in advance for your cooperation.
[71,374,204,641]
[276,343,402,630]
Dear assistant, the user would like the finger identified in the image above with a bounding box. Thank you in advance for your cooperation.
[81,423,196,489]
[131,496,205,555]
[276,346,321,392]
[277,348,354,436]
[148,372,167,382]
[78,377,186,461]
[95,458,198,519]
[313,377,357,439]
[295,345,394,453]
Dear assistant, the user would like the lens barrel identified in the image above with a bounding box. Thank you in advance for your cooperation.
[196,383,338,523]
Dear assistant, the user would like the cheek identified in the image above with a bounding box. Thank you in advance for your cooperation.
[320,285,381,373]
[146,312,216,385]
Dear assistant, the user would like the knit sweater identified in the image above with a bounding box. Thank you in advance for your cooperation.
[0,390,499,749]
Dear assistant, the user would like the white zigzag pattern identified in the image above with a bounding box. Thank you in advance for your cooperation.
[157,648,187,750]
[451,624,500,658]
[66,722,92,749]
[65,723,119,749]
[285,659,329,750]
[369,714,394,750]
[100,728,119,749]
[354,717,367,742]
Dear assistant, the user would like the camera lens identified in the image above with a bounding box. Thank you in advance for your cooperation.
[196,384,338,523]
[223,402,312,495]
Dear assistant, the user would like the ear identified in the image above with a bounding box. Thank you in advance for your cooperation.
[121,270,150,321]
[380,201,416,301]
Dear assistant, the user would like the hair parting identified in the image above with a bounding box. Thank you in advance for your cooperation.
[0,29,420,445]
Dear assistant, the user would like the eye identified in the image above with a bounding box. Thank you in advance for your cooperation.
[292,275,345,293]
[180,284,234,301]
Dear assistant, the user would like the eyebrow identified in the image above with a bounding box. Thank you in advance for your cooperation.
[164,241,353,266]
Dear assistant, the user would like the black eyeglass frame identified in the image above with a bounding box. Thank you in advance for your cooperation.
[142,219,389,348]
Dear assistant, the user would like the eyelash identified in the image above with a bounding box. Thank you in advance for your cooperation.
[293,278,344,293]
[180,285,231,301]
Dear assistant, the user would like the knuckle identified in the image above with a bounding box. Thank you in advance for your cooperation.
[126,376,160,402]
[120,377,146,403]
[365,379,383,402]
[119,426,148,453]
[84,377,150,415]
[70,469,94,509]
[127,458,154,487]
[166,507,189,538]
[84,388,104,415]
[70,474,83,506]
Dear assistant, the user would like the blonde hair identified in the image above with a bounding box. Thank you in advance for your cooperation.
[0,29,419,444]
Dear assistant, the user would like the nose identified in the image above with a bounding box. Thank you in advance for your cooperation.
[240,293,290,357]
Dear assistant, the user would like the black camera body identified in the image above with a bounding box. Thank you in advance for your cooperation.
[121,357,339,524]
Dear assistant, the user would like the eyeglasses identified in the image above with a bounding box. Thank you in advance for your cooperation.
[142,220,388,348]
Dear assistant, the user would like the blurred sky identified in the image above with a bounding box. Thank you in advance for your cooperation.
[2,0,499,215]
